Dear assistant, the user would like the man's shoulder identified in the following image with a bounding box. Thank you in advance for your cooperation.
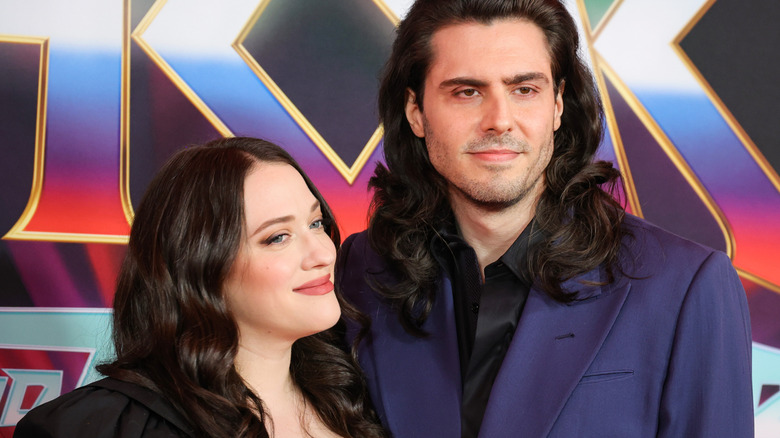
[339,230,385,269]
[341,229,370,253]
[619,214,731,275]
[337,230,400,305]
[623,213,713,249]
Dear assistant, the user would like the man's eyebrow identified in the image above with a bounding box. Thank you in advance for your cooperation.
[438,77,488,89]
[503,72,549,85]
[438,73,550,90]
[249,200,320,237]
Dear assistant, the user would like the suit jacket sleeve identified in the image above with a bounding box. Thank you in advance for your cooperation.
[657,251,753,437]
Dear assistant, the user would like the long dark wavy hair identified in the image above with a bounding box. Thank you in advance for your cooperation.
[98,137,386,437]
[368,0,627,336]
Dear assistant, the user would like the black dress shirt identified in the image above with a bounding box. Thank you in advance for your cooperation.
[431,220,542,438]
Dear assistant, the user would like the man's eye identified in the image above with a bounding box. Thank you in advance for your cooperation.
[457,88,479,97]
[516,87,533,95]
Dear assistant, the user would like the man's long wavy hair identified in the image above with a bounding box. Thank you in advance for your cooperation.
[98,137,386,437]
[369,0,626,336]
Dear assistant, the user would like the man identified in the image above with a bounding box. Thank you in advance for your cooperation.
[335,0,754,437]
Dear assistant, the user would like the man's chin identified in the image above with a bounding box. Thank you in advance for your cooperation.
[452,186,528,212]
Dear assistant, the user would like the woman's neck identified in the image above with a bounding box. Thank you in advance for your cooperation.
[235,341,295,399]
[234,341,341,437]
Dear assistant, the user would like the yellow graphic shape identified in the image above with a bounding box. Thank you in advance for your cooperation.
[0,35,51,242]
[673,0,780,294]
[131,0,233,139]
[233,0,398,184]
[575,0,640,216]
[2,0,133,244]
[673,0,780,195]
[574,0,734,258]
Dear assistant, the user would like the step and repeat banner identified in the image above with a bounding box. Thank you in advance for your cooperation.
[1,0,778,435]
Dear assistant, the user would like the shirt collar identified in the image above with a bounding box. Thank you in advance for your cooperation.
[430,217,544,284]
[498,220,544,282]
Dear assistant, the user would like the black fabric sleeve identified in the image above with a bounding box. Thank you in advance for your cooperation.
[13,378,190,438]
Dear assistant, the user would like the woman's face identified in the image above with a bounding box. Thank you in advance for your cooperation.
[224,162,340,350]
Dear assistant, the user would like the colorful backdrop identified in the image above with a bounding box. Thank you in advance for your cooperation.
[1,0,778,435]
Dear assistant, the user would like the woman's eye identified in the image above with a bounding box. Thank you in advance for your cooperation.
[310,219,324,230]
[266,233,289,245]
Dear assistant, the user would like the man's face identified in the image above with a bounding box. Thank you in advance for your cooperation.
[405,19,563,209]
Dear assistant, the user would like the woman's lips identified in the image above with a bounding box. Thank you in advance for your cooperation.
[293,275,334,296]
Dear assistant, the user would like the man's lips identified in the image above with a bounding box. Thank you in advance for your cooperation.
[468,149,521,162]
[293,275,334,296]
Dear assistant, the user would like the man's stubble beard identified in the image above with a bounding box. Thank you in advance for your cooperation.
[450,173,543,213]
[424,129,552,213]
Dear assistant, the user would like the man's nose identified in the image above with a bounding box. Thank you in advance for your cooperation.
[480,93,513,134]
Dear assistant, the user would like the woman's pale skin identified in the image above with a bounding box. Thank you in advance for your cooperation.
[223,162,342,437]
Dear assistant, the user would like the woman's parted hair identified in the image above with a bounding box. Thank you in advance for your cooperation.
[99,137,384,437]
[369,0,626,336]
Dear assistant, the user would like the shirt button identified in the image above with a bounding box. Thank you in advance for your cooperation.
[471,303,479,314]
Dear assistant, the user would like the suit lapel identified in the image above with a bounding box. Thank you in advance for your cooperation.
[367,275,462,437]
[479,268,631,437]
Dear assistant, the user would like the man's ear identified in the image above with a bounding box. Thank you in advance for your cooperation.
[405,88,425,138]
[553,80,565,132]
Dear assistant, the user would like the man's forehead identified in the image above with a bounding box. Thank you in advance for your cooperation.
[430,17,549,49]
[426,18,554,82]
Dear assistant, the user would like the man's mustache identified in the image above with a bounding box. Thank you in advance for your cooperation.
[463,134,529,153]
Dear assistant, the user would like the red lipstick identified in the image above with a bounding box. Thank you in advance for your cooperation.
[293,275,334,296]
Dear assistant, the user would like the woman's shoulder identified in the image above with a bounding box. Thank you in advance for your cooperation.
[14,377,192,438]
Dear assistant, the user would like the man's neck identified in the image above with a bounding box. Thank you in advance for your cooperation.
[450,191,539,276]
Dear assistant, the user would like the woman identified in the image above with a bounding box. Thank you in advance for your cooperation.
[14,137,386,438]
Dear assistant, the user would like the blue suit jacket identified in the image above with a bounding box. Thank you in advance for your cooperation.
[336,215,753,437]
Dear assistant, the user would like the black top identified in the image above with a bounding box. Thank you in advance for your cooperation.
[431,221,541,438]
[13,377,193,438]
